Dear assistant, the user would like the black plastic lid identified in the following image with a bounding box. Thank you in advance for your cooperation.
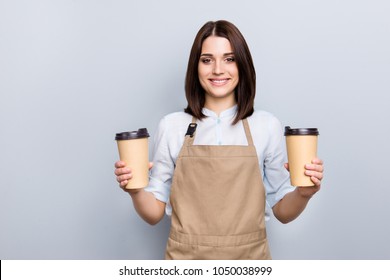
[115,128,150,140]
[284,126,319,136]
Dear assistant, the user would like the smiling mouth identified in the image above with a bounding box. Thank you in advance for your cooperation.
[209,79,229,85]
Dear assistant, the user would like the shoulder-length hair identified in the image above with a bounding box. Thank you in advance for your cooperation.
[184,20,256,125]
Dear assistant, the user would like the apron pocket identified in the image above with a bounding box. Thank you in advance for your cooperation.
[165,230,271,260]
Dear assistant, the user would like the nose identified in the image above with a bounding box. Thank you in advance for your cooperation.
[213,60,224,75]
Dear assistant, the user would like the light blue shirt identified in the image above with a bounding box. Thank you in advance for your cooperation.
[145,105,294,220]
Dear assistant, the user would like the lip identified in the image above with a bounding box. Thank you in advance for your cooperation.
[209,78,230,86]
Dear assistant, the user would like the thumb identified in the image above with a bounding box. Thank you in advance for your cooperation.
[284,163,289,171]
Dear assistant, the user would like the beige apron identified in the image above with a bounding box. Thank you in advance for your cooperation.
[165,118,271,260]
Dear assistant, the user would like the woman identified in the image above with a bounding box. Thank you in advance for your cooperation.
[114,20,324,259]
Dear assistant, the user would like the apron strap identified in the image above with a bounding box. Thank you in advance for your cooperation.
[183,116,198,146]
[242,119,255,146]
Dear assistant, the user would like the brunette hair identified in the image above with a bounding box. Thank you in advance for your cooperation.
[184,20,256,125]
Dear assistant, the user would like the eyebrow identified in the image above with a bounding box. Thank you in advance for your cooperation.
[200,52,235,57]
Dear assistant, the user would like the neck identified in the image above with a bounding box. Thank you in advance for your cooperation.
[204,96,236,116]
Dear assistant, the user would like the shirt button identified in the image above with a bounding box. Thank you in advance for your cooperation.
[217,118,221,124]
[218,141,222,145]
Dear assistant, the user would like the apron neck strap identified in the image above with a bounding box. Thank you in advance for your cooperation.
[183,116,198,146]
[242,119,254,146]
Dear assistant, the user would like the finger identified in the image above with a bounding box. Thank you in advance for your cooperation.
[115,161,126,168]
[284,163,289,171]
[149,162,154,170]
[117,173,133,183]
[120,180,128,188]
[305,163,324,173]
[310,176,322,188]
[114,167,131,176]
[305,170,323,181]
[311,158,323,165]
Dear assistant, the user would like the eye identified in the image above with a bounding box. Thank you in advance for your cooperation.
[225,56,235,62]
[201,58,212,64]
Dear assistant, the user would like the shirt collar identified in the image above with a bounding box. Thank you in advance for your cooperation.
[202,105,238,119]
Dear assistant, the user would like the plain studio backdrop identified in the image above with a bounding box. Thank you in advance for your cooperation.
[0,0,389,259]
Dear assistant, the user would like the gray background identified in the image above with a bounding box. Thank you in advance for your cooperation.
[1,0,389,259]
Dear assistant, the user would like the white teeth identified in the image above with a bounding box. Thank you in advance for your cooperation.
[211,79,228,84]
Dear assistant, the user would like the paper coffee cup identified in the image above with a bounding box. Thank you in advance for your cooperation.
[115,128,150,189]
[285,126,319,187]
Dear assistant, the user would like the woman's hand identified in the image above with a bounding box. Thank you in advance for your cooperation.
[274,158,324,223]
[114,161,164,225]
[114,161,153,192]
[284,158,324,198]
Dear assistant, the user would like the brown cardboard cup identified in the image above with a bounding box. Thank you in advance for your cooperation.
[285,126,319,187]
[115,128,150,189]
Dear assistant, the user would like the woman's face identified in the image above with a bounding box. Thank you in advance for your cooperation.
[198,36,239,105]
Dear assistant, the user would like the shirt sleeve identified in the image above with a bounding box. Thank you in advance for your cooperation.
[144,116,173,203]
[263,116,295,209]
